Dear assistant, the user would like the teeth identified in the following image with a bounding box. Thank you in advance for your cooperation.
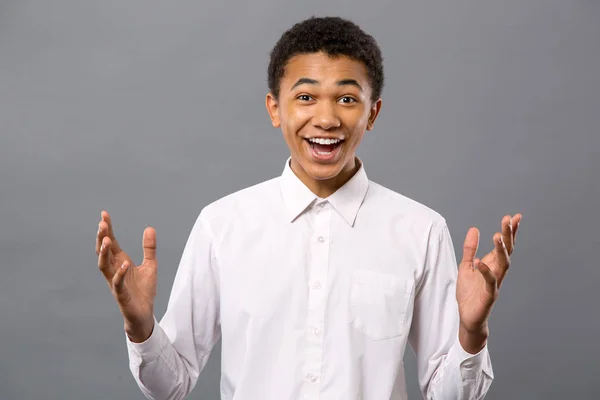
[308,137,342,145]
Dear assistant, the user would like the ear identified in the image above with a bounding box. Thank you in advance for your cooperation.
[366,98,383,131]
[265,92,281,128]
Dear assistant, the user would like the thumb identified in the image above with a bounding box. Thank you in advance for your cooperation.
[460,227,480,267]
[142,227,157,265]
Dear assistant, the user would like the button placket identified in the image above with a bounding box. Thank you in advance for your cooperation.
[302,202,331,398]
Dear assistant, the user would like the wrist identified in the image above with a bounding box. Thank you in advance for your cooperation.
[459,323,489,354]
[124,317,155,343]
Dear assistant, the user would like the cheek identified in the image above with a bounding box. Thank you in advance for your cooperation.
[280,115,304,149]
[356,108,372,126]
[341,107,369,125]
[342,112,369,139]
[282,104,311,129]
[347,133,365,149]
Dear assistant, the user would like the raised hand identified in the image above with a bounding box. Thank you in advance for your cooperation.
[456,214,522,338]
[96,210,157,342]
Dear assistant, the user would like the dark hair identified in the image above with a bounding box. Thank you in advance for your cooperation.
[268,16,384,102]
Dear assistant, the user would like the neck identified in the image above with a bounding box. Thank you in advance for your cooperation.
[290,157,361,198]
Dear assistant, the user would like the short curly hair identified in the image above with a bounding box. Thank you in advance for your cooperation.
[268,16,384,102]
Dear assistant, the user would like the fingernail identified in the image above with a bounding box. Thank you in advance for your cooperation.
[100,244,104,252]
[500,237,506,247]
[121,262,127,269]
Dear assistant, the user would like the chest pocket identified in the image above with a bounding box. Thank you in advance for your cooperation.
[349,269,414,341]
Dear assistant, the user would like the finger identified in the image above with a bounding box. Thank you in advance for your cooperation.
[96,220,108,255]
[501,215,513,255]
[101,210,122,254]
[511,214,522,245]
[474,259,498,296]
[142,227,157,266]
[460,227,480,266]
[112,261,130,296]
[493,233,510,287]
[98,236,115,281]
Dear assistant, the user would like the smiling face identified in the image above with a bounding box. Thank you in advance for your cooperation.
[266,52,382,197]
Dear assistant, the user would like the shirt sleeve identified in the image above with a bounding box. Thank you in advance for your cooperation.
[408,221,494,400]
[125,211,221,400]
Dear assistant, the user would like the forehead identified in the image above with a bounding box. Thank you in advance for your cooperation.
[282,52,370,86]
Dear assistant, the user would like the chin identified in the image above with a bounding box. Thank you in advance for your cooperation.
[302,160,345,180]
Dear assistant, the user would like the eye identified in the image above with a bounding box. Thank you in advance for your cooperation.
[339,96,357,104]
[297,94,313,102]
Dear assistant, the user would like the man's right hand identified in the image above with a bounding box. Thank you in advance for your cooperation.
[96,210,157,343]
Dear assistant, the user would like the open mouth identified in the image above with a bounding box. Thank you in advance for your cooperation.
[304,137,344,159]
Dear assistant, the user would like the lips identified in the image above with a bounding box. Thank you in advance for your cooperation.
[310,141,339,153]
[304,138,343,162]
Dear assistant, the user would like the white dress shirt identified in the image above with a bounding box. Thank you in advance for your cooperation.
[126,158,494,400]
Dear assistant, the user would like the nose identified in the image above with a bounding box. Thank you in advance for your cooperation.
[312,101,341,130]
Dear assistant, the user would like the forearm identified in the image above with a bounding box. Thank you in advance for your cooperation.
[127,317,200,400]
[414,222,494,399]
[427,333,494,400]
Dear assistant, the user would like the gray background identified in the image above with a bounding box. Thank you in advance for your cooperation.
[1,0,598,399]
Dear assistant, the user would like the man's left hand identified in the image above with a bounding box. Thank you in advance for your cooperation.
[456,213,522,350]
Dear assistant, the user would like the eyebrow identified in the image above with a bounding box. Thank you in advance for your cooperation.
[290,78,363,92]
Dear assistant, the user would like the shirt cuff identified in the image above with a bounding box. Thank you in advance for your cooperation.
[447,335,494,380]
[125,316,168,366]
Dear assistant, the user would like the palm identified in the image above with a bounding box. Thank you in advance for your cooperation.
[113,248,157,322]
[457,250,498,328]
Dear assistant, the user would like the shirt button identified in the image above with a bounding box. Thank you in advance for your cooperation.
[312,281,322,289]
[313,327,321,336]
[306,373,318,383]
[318,236,325,243]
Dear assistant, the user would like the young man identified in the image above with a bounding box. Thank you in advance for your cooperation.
[96,17,522,399]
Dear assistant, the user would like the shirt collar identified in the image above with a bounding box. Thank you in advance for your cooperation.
[279,157,369,226]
